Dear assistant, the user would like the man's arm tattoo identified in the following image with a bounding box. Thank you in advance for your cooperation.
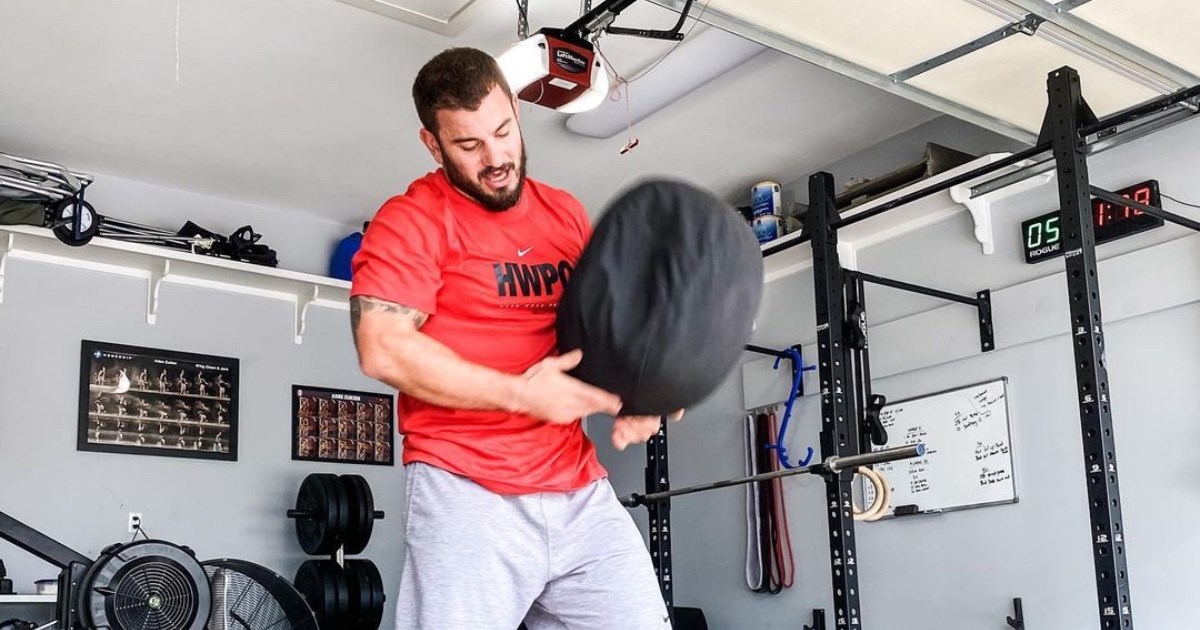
[349,296,429,334]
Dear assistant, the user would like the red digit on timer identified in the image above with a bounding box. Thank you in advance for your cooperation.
[1131,186,1150,216]
[1097,201,1107,226]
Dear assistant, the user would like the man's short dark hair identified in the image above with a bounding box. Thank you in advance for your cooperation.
[412,47,514,134]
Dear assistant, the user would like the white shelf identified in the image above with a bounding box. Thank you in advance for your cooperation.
[0,594,56,603]
[760,152,1055,282]
[0,224,350,344]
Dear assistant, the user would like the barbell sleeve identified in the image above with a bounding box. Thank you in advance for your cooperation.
[823,444,925,473]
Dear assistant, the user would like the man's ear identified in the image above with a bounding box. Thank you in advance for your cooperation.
[419,128,443,165]
[512,95,521,123]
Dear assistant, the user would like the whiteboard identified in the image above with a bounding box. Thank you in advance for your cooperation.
[863,378,1017,517]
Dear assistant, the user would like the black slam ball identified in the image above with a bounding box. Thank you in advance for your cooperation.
[557,179,764,416]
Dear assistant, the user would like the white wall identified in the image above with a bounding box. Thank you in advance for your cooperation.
[594,115,1200,629]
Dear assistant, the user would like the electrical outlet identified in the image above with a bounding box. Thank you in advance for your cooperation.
[128,513,143,534]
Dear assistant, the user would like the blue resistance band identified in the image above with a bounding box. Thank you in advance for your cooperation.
[766,347,817,469]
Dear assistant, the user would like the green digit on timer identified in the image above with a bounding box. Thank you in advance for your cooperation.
[1027,221,1043,248]
[1045,215,1060,244]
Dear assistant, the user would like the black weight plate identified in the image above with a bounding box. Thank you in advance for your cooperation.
[339,475,363,555]
[323,473,350,552]
[295,474,333,555]
[294,560,347,630]
[365,560,385,630]
[346,559,384,630]
[293,560,331,623]
[329,561,351,630]
[343,559,366,629]
[341,475,373,555]
[358,476,376,552]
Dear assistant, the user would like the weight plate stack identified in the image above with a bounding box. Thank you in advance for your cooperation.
[340,475,375,555]
[290,473,349,555]
[288,473,387,629]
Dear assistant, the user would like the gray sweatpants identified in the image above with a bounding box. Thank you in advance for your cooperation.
[395,462,672,630]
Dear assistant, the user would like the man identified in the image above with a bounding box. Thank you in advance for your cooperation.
[350,48,677,629]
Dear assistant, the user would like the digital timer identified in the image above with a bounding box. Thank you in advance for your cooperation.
[1021,180,1163,264]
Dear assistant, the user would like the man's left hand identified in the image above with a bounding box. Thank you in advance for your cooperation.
[611,410,685,451]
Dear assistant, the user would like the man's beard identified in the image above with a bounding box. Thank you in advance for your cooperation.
[442,140,528,212]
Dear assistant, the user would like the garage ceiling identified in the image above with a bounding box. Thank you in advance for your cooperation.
[652,0,1200,144]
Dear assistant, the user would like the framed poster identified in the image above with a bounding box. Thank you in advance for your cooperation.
[292,385,394,466]
[79,340,239,461]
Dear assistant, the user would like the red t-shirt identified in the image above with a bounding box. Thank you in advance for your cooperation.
[350,169,607,494]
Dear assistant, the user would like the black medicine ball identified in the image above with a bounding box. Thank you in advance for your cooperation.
[557,178,764,416]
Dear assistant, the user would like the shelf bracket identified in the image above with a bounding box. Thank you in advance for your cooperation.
[295,285,319,345]
[950,184,997,255]
[147,260,170,325]
[950,169,1055,255]
[0,232,13,304]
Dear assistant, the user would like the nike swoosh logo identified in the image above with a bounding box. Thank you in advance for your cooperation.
[518,247,534,257]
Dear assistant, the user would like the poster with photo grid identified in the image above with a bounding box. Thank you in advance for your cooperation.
[78,340,239,461]
[292,385,395,466]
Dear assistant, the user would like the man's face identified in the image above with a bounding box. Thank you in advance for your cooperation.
[420,84,526,211]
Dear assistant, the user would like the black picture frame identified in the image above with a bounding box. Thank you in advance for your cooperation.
[78,340,239,461]
[291,385,395,466]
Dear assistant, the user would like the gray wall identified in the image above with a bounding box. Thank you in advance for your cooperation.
[0,177,404,622]
[595,115,1200,629]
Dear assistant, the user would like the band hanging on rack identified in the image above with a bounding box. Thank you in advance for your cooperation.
[743,407,795,593]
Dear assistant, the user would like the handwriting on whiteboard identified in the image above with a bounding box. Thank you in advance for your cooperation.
[979,466,1012,486]
[954,390,1006,432]
[908,457,931,493]
[975,440,1010,461]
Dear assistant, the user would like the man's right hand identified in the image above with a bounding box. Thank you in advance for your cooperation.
[513,350,622,424]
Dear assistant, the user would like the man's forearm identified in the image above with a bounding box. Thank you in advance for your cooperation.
[359,329,526,413]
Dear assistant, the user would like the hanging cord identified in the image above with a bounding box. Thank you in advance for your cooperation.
[174,0,182,83]
[592,42,639,153]
[853,466,891,522]
[1163,193,1200,209]
[590,0,718,154]
[767,348,815,468]
[128,523,151,543]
